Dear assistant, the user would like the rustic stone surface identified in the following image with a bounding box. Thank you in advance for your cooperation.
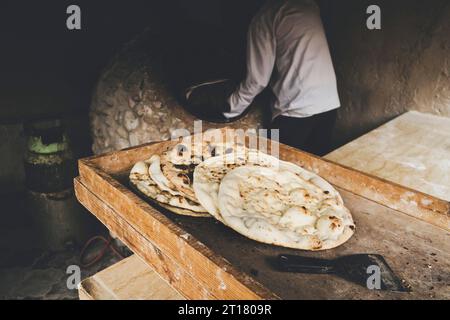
[90,29,265,155]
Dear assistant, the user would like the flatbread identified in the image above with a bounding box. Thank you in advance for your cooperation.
[193,150,281,220]
[165,127,247,166]
[161,140,244,202]
[129,161,209,217]
[218,166,355,250]
[148,155,184,197]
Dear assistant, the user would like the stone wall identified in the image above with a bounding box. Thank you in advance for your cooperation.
[320,0,450,145]
[0,125,25,193]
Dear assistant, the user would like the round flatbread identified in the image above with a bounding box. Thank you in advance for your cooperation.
[193,150,281,220]
[129,161,209,217]
[218,166,355,250]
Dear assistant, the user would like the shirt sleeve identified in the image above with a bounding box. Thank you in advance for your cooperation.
[224,10,276,118]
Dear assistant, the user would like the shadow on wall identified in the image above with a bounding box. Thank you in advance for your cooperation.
[319,0,450,147]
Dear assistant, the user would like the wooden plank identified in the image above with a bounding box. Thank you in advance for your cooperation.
[327,111,450,202]
[78,284,93,300]
[74,177,275,300]
[78,255,184,300]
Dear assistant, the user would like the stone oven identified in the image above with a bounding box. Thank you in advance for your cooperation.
[90,29,265,155]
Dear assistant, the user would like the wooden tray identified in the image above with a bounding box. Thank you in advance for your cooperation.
[74,131,450,299]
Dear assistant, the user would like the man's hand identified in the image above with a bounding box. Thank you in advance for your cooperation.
[184,79,236,123]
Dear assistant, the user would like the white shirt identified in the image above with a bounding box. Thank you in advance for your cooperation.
[225,0,340,120]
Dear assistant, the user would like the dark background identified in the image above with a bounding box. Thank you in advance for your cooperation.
[0,0,262,123]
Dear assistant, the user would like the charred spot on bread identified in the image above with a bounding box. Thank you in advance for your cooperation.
[186,171,194,183]
[312,237,323,250]
[177,144,187,156]
[328,216,342,230]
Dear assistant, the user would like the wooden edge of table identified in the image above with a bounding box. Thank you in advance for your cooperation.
[78,255,184,300]
[78,283,94,300]
[74,176,278,300]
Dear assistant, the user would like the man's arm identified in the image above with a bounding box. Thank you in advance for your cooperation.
[224,10,276,118]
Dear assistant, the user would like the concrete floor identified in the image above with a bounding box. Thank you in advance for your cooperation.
[0,245,122,300]
[0,192,127,300]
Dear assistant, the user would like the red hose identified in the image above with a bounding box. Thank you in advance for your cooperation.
[80,235,124,268]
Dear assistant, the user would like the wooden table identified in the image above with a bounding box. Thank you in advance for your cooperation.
[76,112,450,300]
[326,111,450,202]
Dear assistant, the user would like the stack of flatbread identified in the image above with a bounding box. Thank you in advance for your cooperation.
[130,137,355,250]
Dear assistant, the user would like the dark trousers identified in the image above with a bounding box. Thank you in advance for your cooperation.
[270,109,338,156]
